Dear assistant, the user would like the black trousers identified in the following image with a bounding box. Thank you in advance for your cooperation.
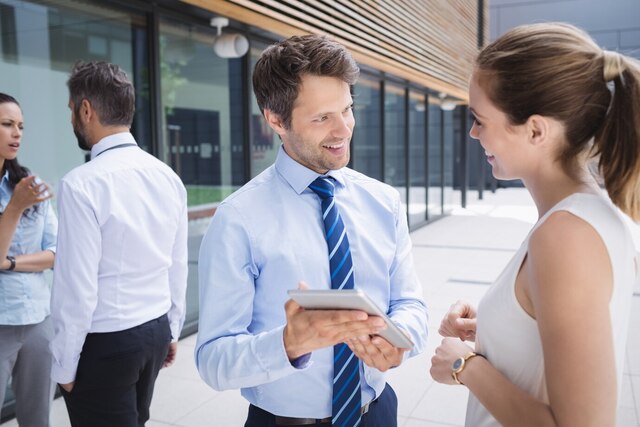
[60,314,171,427]
[245,383,398,427]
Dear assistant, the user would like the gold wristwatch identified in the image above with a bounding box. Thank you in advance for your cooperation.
[451,351,485,385]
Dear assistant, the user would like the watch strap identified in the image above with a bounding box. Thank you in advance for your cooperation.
[451,352,486,385]
[6,255,16,271]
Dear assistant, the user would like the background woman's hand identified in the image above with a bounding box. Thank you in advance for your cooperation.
[439,300,477,341]
[8,176,52,212]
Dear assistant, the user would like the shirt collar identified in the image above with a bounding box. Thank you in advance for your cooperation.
[90,132,138,160]
[274,145,346,195]
[0,170,10,197]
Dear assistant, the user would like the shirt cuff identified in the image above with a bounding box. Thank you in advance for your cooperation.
[253,325,311,376]
[290,352,311,369]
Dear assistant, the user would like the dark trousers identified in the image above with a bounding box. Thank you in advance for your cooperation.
[245,383,398,427]
[60,314,171,427]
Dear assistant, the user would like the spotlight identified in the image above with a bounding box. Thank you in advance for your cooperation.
[438,92,457,111]
[210,17,249,58]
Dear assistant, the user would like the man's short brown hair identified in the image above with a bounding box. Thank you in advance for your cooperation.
[252,34,360,129]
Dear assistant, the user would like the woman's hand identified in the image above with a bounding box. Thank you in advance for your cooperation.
[430,337,474,385]
[7,176,52,212]
[439,300,477,341]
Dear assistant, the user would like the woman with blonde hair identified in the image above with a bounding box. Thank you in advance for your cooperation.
[431,23,640,426]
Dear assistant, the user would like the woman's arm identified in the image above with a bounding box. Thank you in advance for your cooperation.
[432,211,617,426]
[0,249,55,272]
[0,176,53,268]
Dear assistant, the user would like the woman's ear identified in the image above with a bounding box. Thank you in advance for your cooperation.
[526,114,550,146]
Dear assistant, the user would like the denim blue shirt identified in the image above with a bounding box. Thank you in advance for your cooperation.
[0,171,58,325]
[196,146,428,418]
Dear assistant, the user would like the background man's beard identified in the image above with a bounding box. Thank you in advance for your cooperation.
[74,128,90,151]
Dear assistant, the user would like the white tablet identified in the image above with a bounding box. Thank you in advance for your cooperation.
[287,289,414,349]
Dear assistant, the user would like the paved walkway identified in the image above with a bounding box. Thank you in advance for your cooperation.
[3,188,639,426]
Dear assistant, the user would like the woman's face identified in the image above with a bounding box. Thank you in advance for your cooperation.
[468,72,530,180]
[0,102,23,163]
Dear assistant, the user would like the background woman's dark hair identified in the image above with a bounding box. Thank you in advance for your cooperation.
[0,92,37,216]
[475,22,640,221]
[252,34,360,129]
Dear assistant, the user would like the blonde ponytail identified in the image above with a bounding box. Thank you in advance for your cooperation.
[594,54,640,221]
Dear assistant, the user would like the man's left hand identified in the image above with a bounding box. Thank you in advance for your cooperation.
[60,382,74,393]
[346,334,406,372]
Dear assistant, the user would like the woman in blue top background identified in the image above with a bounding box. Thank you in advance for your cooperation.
[0,93,58,426]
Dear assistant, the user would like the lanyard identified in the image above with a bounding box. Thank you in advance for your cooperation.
[95,143,137,157]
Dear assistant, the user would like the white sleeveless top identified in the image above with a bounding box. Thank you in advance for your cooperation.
[466,193,639,426]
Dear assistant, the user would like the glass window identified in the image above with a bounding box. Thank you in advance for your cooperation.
[0,0,149,188]
[159,16,245,207]
[158,16,248,334]
[443,109,455,213]
[384,82,406,205]
[428,102,442,218]
[352,75,382,180]
[408,91,426,227]
[249,43,279,178]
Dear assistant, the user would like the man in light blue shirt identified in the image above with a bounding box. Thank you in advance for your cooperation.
[196,35,428,427]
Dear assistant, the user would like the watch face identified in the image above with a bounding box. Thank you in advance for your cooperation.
[452,358,464,371]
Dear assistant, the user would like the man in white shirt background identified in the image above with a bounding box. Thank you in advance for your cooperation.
[49,61,188,427]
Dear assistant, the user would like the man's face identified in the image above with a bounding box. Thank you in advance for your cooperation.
[69,100,91,151]
[279,75,355,174]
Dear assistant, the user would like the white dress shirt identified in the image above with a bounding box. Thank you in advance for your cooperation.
[50,132,188,384]
[196,146,428,418]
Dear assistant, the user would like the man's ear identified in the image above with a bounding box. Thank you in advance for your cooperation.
[264,109,287,135]
[526,114,550,146]
[79,99,94,125]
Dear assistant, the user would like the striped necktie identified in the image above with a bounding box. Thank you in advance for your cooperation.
[308,176,362,427]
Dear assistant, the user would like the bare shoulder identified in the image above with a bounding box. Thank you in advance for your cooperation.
[527,210,612,300]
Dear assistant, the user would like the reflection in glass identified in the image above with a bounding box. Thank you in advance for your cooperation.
[384,82,406,205]
[352,75,382,180]
[428,103,442,218]
[159,17,245,207]
[408,91,427,227]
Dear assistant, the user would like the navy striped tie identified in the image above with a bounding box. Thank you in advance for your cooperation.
[309,176,362,427]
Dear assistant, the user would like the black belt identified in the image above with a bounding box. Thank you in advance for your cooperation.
[273,399,375,426]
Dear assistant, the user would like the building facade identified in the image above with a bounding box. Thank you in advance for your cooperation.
[0,0,486,417]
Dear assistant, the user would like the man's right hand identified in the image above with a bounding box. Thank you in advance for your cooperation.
[438,300,477,342]
[283,298,386,360]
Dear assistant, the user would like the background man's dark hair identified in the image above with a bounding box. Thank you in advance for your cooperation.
[252,34,360,129]
[67,61,135,127]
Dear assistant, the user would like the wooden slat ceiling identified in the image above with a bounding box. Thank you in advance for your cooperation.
[180,0,486,101]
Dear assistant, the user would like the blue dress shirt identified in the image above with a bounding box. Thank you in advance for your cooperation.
[196,146,428,418]
[0,171,58,325]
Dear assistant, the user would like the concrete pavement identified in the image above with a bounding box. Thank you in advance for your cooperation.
[4,188,638,426]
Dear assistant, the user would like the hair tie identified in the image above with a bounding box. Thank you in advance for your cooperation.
[603,50,624,82]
